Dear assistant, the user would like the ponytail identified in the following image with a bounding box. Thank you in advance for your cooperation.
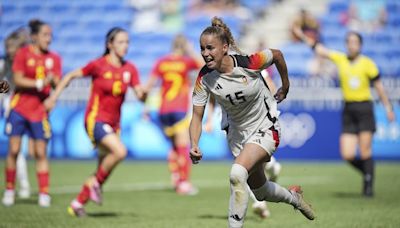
[201,17,243,55]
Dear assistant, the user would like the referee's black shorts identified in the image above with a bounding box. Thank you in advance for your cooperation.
[342,101,376,134]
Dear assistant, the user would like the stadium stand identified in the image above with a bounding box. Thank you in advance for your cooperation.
[0,0,399,80]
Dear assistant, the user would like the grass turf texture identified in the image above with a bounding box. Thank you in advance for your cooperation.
[0,161,399,228]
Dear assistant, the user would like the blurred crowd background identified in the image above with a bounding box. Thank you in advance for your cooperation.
[0,0,399,161]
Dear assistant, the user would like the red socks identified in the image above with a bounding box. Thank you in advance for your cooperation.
[5,168,16,190]
[168,150,179,174]
[95,166,110,185]
[37,171,49,194]
[76,185,90,204]
[176,146,191,183]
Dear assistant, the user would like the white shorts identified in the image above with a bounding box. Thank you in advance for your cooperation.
[227,121,281,157]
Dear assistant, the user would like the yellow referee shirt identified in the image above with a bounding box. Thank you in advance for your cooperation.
[328,51,379,102]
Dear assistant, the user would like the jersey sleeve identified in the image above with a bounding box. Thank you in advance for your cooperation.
[327,50,346,66]
[130,64,140,87]
[236,49,273,72]
[81,60,97,77]
[192,67,209,106]
[53,55,62,80]
[365,58,379,80]
[187,56,200,71]
[12,48,26,74]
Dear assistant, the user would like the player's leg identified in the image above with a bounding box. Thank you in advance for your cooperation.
[85,133,126,205]
[341,104,364,173]
[69,123,126,217]
[160,114,180,188]
[359,131,374,197]
[2,136,22,206]
[173,129,197,195]
[30,118,52,207]
[33,139,51,207]
[248,184,270,219]
[16,140,30,199]
[2,110,25,206]
[265,156,281,182]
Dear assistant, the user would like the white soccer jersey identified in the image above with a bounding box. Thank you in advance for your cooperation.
[193,49,281,156]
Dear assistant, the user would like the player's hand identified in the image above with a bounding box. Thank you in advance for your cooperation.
[386,109,396,122]
[43,96,56,112]
[190,146,203,164]
[0,80,10,93]
[274,87,288,103]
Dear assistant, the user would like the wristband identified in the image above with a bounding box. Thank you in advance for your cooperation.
[311,41,319,51]
[35,79,44,91]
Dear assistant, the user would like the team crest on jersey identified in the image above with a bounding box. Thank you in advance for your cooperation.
[103,71,112,79]
[242,76,248,85]
[45,58,54,69]
[27,58,35,67]
[123,71,131,83]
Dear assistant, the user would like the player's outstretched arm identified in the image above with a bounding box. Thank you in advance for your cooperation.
[44,68,83,111]
[292,25,331,58]
[189,105,205,164]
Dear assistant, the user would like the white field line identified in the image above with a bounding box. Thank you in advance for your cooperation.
[50,176,331,195]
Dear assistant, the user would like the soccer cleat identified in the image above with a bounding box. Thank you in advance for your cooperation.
[68,200,86,217]
[176,181,198,196]
[170,172,180,189]
[252,201,271,219]
[18,187,31,199]
[288,186,315,220]
[363,181,374,197]
[2,190,15,207]
[89,180,102,205]
[38,193,51,207]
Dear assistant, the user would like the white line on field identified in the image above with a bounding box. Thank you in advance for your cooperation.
[50,176,331,195]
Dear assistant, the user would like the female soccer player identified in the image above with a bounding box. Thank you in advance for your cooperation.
[144,34,202,195]
[44,27,145,217]
[1,27,32,200]
[293,27,395,197]
[190,17,315,227]
[2,19,61,207]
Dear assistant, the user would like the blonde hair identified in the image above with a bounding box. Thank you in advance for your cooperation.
[200,16,243,55]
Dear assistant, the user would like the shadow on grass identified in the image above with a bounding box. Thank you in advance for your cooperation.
[86,211,138,218]
[333,192,363,198]
[87,212,120,217]
[198,214,260,222]
[15,198,38,205]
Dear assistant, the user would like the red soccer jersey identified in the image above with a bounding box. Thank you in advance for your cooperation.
[82,56,140,130]
[151,55,199,114]
[11,45,62,121]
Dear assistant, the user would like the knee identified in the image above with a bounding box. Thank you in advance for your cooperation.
[229,164,248,186]
[34,149,47,161]
[114,146,127,161]
[8,144,20,158]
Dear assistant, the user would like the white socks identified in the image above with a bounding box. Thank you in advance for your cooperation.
[251,181,298,206]
[16,153,30,192]
[228,164,249,228]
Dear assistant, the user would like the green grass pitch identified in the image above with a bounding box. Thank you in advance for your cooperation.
[0,160,399,228]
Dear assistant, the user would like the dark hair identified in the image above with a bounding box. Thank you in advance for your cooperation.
[28,19,46,35]
[201,17,243,54]
[346,31,363,46]
[103,27,127,56]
